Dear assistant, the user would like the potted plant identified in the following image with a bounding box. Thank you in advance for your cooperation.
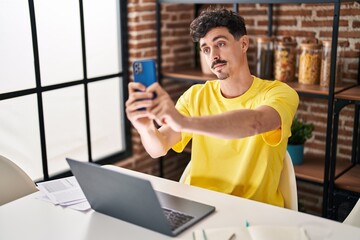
[287,117,314,165]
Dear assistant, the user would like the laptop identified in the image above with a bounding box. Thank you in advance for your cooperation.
[66,158,215,237]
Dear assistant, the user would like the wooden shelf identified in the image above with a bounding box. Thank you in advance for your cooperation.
[335,165,360,193]
[294,153,353,184]
[286,82,356,97]
[161,68,355,97]
[335,85,360,101]
[162,68,215,82]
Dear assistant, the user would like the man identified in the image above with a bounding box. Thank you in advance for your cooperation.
[125,8,299,207]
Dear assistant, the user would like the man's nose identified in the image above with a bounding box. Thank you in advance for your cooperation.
[210,48,220,61]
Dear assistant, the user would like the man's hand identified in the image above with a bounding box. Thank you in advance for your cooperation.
[147,83,186,132]
[125,82,155,132]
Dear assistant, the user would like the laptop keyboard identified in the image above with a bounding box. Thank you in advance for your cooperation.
[162,208,194,231]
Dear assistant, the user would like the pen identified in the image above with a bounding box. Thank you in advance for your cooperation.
[229,233,236,240]
[202,229,208,240]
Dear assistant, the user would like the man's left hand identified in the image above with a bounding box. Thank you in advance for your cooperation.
[146,83,186,132]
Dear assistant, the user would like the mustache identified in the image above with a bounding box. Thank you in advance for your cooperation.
[211,59,227,69]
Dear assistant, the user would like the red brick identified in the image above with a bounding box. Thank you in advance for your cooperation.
[339,147,352,156]
[276,30,316,38]
[317,8,360,17]
[353,21,360,28]
[128,5,156,13]
[343,72,359,80]
[128,23,156,31]
[343,50,360,58]
[301,20,348,27]
[247,29,268,36]
[258,19,297,26]
[142,14,156,21]
[274,9,312,17]
[348,63,358,70]
[238,9,267,16]
[164,4,193,12]
[165,22,190,29]
[129,32,156,41]
[320,31,360,39]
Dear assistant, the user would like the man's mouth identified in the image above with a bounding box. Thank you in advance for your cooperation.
[211,60,227,70]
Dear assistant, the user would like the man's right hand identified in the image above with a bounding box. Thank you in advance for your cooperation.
[125,82,155,132]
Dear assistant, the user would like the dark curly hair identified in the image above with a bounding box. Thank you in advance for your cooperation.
[190,8,247,42]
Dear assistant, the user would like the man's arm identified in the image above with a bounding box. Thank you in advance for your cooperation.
[180,106,281,139]
[125,82,181,158]
[138,124,181,158]
[147,83,281,140]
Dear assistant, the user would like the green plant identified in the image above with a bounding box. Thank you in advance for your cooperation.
[288,117,314,145]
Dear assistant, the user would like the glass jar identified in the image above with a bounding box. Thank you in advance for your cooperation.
[320,40,343,87]
[274,37,297,82]
[256,36,274,80]
[298,39,322,85]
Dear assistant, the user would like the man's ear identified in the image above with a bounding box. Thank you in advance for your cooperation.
[240,35,249,53]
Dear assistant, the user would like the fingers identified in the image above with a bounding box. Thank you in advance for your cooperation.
[126,108,150,120]
[126,82,154,109]
[148,104,166,126]
[126,99,153,112]
[126,82,174,127]
[146,82,164,94]
[128,82,146,93]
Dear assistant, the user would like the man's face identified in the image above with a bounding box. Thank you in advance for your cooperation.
[199,27,245,80]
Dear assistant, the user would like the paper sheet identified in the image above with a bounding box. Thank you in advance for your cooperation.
[36,176,91,211]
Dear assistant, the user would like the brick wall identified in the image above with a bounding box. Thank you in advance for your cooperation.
[116,1,360,216]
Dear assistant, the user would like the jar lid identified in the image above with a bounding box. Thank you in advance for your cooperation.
[256,36,274,43]
[300,38,321,49]
[275,36,297,46]
[322,40,332,47]
[322,39,349,47]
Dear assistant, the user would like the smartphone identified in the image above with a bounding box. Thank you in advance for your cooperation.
[133,59,157,110]
[133,59,157,87]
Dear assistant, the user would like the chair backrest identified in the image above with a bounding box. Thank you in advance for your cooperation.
[343,198,360,228]
[0,155,38,206]
[279,151,298,211]
[179,161,190,184]
[179,151,298,211]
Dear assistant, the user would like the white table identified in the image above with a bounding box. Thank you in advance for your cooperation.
[1,166,360,240]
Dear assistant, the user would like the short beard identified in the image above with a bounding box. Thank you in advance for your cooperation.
[216,72,229,80]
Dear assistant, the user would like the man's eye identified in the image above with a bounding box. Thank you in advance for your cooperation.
[218,42,225,47]
[203,48,210,54]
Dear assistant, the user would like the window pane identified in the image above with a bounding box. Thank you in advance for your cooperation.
[0,95,42,181]
[83,0,121,78]
[42,85,88,177]
[89,78,125,160]
[35,0,83,86]
[0,0,36,94]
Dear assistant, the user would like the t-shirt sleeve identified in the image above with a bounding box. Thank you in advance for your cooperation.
[261,82,299,146]
[172,89,193,153]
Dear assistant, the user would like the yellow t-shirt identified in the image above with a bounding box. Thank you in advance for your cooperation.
[172,77,299,207]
